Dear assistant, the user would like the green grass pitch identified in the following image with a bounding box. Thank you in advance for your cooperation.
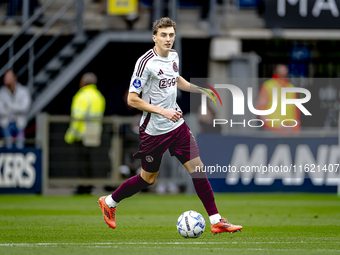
[0,193,339,255]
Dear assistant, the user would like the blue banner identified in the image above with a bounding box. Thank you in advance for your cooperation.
[239,0,259,8]
[0,148,42,194]
[265,0,340,29]
[197,134,338,192]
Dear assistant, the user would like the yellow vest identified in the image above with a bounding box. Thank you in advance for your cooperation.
[65,84,106,144]
[260,78,300,129]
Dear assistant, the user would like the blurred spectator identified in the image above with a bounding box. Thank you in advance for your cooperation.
[256,64,301,133]
[4,0,42,26]
[197,0,210,29]
[197,0,224,30]
[5,0,20,25]
[64,73,105,180]
[0,70,31,149]
[95,0,105,14]
[65,72,106,146]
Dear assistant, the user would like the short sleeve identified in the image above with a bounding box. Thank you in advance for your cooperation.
[129,57,151,94]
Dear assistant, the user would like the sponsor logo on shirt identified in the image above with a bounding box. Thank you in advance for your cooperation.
[157,69,164,76]
[133,78,142,88]
[159,77,179,89]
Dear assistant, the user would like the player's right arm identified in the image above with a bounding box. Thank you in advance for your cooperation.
[127,92,182,123]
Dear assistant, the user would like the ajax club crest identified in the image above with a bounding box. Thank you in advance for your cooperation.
[173,62,178,72]
[145,155,154,163]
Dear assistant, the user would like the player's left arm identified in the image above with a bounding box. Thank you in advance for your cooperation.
[177,76,217,101]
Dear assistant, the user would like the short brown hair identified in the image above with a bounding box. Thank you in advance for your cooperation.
[153,17,176,35]
[82,72,97,85]
[4,69,17,78]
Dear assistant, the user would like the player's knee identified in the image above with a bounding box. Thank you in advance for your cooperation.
[185,157,204,174]
[141,171,158,184]
[145,175,157,184]
[191,162,204,173]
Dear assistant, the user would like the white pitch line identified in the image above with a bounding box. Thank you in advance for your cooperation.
[0,241,339,247]
[0,243,339,253]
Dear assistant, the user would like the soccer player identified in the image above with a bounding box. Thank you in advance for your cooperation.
[98,17,242,234]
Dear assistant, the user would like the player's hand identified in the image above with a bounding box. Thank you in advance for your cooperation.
[160,109,182,123]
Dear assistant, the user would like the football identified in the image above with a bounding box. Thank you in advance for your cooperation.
[176,210,205,238]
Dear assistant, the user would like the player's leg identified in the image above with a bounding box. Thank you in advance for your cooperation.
[183,157,242,234]
[183,157,219,222]
[98,122,174,229]
[107,168,158,207]
[15,127,25,150]
[170,122,242,233]
[168,124,221,224]
[1,123,13,149]
[98,157,161,229]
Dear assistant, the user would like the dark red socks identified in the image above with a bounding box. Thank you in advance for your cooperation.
[112,174,152,203]
[190,171,219,216]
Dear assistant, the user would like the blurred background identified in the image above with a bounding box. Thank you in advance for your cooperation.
[0,0,339,195]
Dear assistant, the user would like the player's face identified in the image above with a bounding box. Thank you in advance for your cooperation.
[276,65,289,78]
[153,27,175,54]
[3,71,16,92]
